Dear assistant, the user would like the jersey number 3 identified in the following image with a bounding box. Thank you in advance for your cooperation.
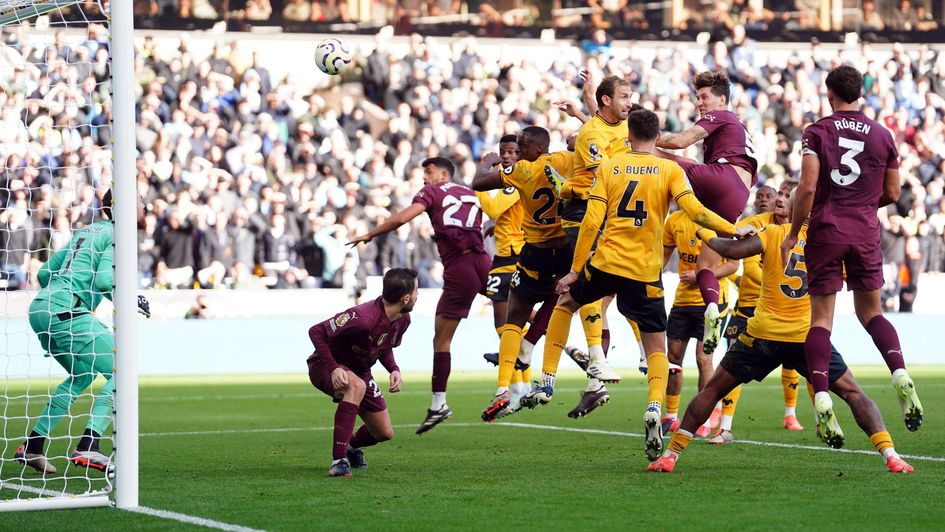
[831,137,865,186]
[616,180,648,227]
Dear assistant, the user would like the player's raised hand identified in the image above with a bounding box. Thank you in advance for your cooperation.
[780,233,798,265]
[331,367,349,390]
[579,66,591,84]
[735,225,756,239]
[554,99,579,117]
[389,370,402,393]
[137,295,151,318]
[556,271,579,295]
[347,234,371,247]
[481,152,502,168]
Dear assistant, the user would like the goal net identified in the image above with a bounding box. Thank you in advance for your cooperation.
[0,0,137,511]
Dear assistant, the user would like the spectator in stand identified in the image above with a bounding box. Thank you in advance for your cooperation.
[861,0,884,31]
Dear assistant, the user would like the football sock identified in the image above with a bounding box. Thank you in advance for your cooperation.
[804,327,832,393]
[76,429,101,452]
[431,392,447,411]
[782,367,800,410]
[646,351,669,406]
[869,431,899,460]
[511,369,523,386]
[665,394,680,418]
[525,298,556,343]
[696,269,720,306]
[586,378,605,392]
[601,329,611,356]
[25,431,46,454]
[865,316,906,373]
[541,306,573,375]
[579,301,603,349]
[432,351,450,393]
[498,324,525,387]
[521,366,532,384]
[666,429,693,458]
[588,344,605,365]
[333,401,359,460]
[721,385,740,420]
[350,425,380,449]
[541,372,556,389]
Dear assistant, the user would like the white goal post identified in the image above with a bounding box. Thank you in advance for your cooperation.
[0,0,136,512]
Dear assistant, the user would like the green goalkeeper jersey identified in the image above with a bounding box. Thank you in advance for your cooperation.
[36,220,114,312]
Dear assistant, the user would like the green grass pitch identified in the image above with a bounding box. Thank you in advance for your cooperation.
[3,366,944,530]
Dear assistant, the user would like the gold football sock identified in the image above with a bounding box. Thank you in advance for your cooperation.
[541,306,574,375]
[497,324,524,388]
[646,351,669,406]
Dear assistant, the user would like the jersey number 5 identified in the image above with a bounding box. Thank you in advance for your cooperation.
[616,180,648,227]
[442,195,481,228]
[780,252,808,299]
[831,137,865,186]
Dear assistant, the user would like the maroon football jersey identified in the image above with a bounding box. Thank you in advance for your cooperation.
[696,109,759,182]
[412,181,485,264]
[802,110,899,244]
[308,297,411,375]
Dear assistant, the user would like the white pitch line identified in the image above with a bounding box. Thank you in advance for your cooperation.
[141,421,945,463]
[124,506,267,532]
[492,422,945,463]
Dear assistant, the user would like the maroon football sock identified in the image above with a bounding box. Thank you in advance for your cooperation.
[865,315,906,372]
[333,401,359,460]
[432,351,450,393]
[349,425,380,449]
[696,269,720,306]
[524,297,556,344]
[601,329,611,357]
[805,327,832,393]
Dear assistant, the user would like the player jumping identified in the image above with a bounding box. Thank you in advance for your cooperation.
[349,158,490,435]
[781,65,922,440]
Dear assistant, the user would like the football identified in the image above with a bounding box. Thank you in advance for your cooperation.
[314,37,353,75]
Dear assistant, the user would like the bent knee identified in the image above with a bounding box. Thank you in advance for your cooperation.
[377,427,394,442]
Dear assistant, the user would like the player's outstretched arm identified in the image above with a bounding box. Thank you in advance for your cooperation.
[698,230,764,260]
[580,67,598,116]
[656,125,708,150]
[472,152,505,191]
[554,99,589,124]
[675,190,739,237]
[348,203,426,246]
[570,182,607,274]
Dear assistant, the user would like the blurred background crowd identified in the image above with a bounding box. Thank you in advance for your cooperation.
[1,3,944,313]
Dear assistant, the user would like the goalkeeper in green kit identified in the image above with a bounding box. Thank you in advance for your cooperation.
[14,190,150,475]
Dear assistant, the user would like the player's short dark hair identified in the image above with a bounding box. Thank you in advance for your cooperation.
[421,157,455,177]
[693,71,731,102]
[101,188,112,220]
[595,75,630,108]
[499,134,518,145]
[521,126,550,147]
[382,268,419,304]
[825,66,863,104]
[627,109,660,142]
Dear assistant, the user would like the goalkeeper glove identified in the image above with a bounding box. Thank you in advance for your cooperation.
[137,295,151,318]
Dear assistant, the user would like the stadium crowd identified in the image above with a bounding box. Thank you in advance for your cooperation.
[0,21,944,311]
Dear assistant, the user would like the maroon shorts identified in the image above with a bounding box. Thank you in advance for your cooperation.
[307,355,387,413]
[678,161,750,224]
[437,251,490,319]
[805,239,884,295]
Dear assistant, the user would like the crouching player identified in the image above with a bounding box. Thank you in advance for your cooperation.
[306,268,418,477]
[648,215,914,474]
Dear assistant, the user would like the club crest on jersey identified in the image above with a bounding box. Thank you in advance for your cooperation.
[503,165,514,175]
[689,237,698,247]
[589,143,602,161]
[330,312,352,331]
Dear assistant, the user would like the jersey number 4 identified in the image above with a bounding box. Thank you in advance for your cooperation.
[831,137,865,186]
[616,180,648,227]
